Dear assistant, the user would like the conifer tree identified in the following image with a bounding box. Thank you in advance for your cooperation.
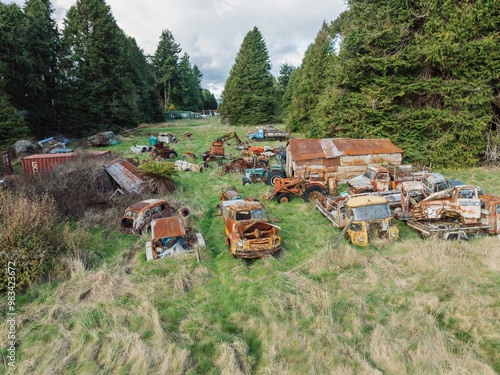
[0,1,59,137]
[219,26,276,125]
[60,0,139,134]
[286,22,334,134]
[305,0,499,166]
[153,30,181,111]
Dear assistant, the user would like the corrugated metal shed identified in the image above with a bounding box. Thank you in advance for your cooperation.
[104,158,148,194]
[286,138,404,181]
[288,138,403,161]
[21,151,111,175]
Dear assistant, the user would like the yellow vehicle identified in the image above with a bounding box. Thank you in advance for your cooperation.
[317,195,399,247]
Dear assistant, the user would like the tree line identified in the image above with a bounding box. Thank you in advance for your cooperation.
[220,1,499,167]
[0,0,218,146]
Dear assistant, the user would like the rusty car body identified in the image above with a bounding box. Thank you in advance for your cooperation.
[410,185,483,224]
[219,190,281,258]
[405,185,495,239]
[317,195,399,247]
[347,164,430,194]
[145,217,205,261]
[120,199,176,234]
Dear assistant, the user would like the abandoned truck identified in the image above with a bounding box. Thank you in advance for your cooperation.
[406,185,498,239]
[145,217,205,262]
[316,195,399,247]
[247,125,290,141]
[120,199,176,234]
[347,164,430,194]
[219,190,282,258]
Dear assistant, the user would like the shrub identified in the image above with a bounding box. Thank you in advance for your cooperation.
[0,191,66,291]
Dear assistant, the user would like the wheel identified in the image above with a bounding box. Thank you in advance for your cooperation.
[243,178,252,186]
[266,170,286,186]
[257,160,268,168]
[166,150,177,159]
[304,185,326,202]
[277,193,290,204]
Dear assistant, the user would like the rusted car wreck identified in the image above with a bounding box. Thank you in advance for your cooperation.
[406,185,499,239]
[120,199,176,234]
[146,217,205,262]
[219,190,282,259]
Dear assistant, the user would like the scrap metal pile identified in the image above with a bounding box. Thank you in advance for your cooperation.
[316,164,500,246]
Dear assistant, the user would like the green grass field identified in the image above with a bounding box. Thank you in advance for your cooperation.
[1,118,499,374]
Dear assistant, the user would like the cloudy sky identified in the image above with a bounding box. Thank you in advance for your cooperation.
[9,0,347,98]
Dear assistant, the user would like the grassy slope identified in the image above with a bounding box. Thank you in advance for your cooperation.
[1,118,499,374]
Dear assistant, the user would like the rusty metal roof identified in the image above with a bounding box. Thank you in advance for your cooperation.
[104,158,148,194]
[288,138,403,161]
[152,217,186,239]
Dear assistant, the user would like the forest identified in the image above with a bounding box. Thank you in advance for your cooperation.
[0,0,217,142]
[1,0,499,165]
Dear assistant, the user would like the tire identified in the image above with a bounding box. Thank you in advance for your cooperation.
[257,160,268,168]
[242,178,252,186]
[166,150,177,159]
[304,185,326,202]
[277,193,290,204]
[266,170,286,186]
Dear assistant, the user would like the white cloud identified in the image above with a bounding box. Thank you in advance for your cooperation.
[7,0,347,98]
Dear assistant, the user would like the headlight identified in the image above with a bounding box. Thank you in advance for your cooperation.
[358,236,364,242]
[237,240,243,248]
[391,231,397,237]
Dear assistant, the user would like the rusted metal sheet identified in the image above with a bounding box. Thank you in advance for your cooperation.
[288,138,403,161]
[104,158,148,194]
[21,151,110,175]
[287,138,403,181]
[152,217,186,239]
[340,153,402,166]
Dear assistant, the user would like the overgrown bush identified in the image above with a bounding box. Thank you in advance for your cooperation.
[0,191,65,291]
[17,154,114,218]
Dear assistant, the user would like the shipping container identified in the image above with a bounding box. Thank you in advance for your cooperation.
[21,151,111,176]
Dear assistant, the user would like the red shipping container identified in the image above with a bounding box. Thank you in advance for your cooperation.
[21,151,111,176]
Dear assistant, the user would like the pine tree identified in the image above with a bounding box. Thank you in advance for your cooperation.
[153,30,181,112]
[171,53,203,111]
[60,0,137,135]
[305,0,499,166]
[219,26,276,125]
[0,93,29,149]
[202,89,218,110]
[286,22,335,134]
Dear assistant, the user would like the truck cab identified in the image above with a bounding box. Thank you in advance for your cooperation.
[345,196,399,246]
[347,166,391,193]
[421,173,452,194]
[480,196,500,235]
[220,195,281,258]
[410,185,482,224]
[316,195,399,246]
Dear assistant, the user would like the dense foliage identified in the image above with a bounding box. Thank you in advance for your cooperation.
[219,27,276,125]
[0,191,63,291]
[285,0,500,166]
[0,0,216,140]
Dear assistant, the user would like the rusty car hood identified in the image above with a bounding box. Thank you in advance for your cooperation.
[346,175,373,190]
